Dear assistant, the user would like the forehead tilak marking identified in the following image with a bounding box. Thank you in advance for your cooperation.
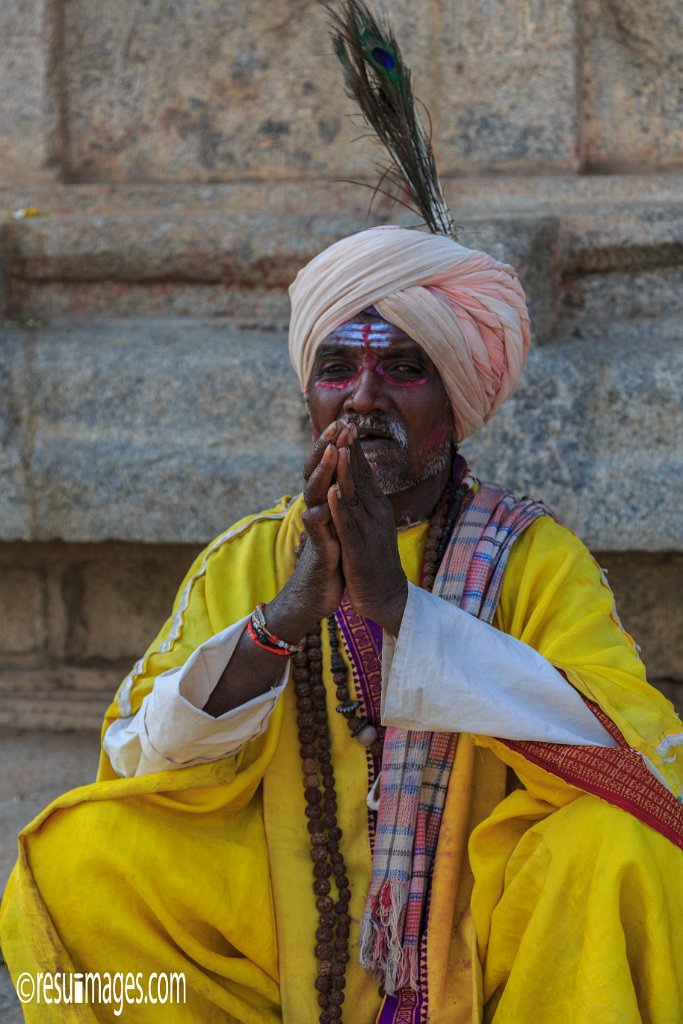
[332,320,400,342]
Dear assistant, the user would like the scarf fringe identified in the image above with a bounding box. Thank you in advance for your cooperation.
[359,881,419,993]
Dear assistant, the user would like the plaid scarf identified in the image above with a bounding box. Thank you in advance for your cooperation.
[359,478,554,993]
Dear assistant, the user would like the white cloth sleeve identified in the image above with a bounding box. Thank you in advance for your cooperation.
[103,615,289,778]
[381,583,617,747]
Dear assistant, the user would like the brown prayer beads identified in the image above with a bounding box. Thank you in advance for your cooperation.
[293,474,467,1022]
[294,621,351,1024]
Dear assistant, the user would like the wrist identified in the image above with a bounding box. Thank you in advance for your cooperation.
[374,578,408,637]
[265,589,320,646]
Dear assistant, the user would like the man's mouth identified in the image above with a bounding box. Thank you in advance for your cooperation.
[357,429,399,451]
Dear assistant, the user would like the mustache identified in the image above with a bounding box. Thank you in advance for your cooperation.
[337,413,408,447]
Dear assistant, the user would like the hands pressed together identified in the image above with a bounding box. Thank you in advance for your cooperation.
[288,421,409,637]
[204,422,409,716]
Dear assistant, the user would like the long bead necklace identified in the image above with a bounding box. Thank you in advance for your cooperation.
[292,478,467,1024]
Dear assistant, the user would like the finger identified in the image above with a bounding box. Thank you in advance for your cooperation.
[303,421,342,482]
[354,436,390,502]
[304,443,339,508]
[328,484,363,545]
[302,502,336,545]
[348,435,385,503]
[335,444,374,516]
[348,431,372,483]
[334,422,357,450]
[336,446,367,512]
[303,503,339,560]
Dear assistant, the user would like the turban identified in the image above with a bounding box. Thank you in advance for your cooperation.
[288,225,530,440]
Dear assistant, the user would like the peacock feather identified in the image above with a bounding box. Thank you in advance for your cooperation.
[323,0,456,239]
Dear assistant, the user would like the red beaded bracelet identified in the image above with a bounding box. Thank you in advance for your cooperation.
[246,619,292,656]
[247,604,302,655]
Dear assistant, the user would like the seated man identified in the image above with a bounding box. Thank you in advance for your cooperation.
[2,225,683,1024]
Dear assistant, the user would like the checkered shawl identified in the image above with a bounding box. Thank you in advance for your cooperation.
[359,480,554,993]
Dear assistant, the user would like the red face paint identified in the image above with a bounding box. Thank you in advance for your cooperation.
[376,366,428,388]
[423,421,450,451]
[314,367,363,390]
[313,318,429,389]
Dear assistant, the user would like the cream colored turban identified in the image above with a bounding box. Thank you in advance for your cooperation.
[288,225,530,440]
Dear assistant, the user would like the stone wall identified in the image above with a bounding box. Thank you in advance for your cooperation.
[0,541,680,731]
[0,0,681,728]
[4,0,683,183]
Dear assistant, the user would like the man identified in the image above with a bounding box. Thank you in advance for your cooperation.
[2,225,683,1024]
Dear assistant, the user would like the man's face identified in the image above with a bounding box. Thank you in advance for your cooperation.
[306,313,453,495]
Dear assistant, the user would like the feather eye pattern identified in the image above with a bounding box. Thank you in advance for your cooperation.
[324,0,456,239]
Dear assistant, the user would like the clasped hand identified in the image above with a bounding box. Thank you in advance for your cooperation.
[291,421,408,636]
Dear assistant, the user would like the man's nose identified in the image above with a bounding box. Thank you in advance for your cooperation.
[343,368,390,415]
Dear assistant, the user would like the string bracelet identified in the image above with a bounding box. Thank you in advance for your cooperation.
[248,603,302,655]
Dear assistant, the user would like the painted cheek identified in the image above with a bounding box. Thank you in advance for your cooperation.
[376,366,429,389]
[314,368,362,390]
[424,422,450,451]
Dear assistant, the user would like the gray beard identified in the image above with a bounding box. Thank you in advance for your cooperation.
[373,438,452,495]
[338,414,452,496]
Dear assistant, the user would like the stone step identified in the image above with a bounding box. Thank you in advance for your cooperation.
[0,667,122,732]
[2,179,683,334]
[3,209,557,335]
[3,174,683,217]
[0,315,681,550]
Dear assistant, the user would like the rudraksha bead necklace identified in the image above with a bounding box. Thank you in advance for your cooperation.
[292,477,467,1023]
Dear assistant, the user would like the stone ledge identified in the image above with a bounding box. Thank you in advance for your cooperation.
[3,189,682,339]
[0,316,681,549]
[1,667,679,734]
[0,667,120,731]
[2,174,683,217]
[7,204,680,285]
[3,212,558,335]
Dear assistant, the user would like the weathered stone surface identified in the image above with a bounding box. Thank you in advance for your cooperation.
[5,195,681,342]
[437,0,580,173]
[0,568,46,655]
[0,541,199,668]
[3,174,683,221]
[1,314,681,550]
[61,0,432,182]
[0,328,33,541]
[0,966,22,1023]
[3,211,558,336]
[0,0,61,184]
[74,553,196,661]
[25,320,308,543]
[464,317,683,551]
[596,552,683,683]
[0,727,101,893]
[583,0,683,171]
[560,205,683,273]
[3,0,683,185]
[57,0,583,181]
[0,666,122,731]
[0,542,679,737]
[559,266,683,323]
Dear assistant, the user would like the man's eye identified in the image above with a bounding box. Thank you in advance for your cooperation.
[319,363,353,376]
[387,363,422,375]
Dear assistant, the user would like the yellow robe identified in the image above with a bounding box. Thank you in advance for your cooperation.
[1,494,682,1023]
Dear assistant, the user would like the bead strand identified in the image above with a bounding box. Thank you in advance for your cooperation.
[292,471,467,1018]
[294,625,350,1024]
[328,616,381,758]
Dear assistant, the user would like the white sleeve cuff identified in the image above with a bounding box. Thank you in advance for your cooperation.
[381,582,616,747]
[104,616,289,778]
